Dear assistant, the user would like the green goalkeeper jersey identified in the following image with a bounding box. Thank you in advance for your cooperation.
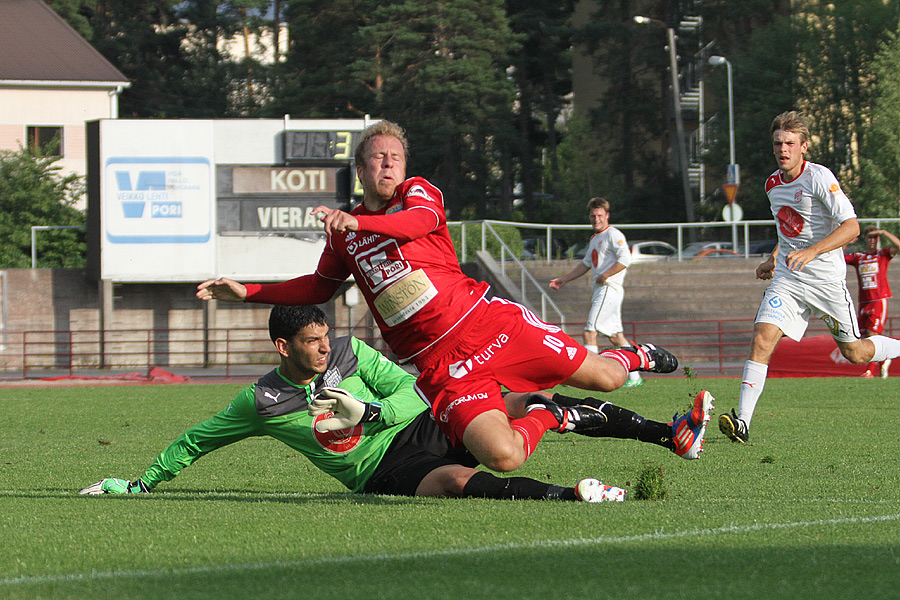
[139,336,426,493]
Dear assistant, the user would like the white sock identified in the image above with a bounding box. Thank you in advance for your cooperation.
[867,335,900,362]
[738,360,768,426]
[628,371,641,382]
[584,344,599,354]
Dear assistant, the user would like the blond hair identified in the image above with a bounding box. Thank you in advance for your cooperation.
[355,120,409,164]
[771,111,810,144]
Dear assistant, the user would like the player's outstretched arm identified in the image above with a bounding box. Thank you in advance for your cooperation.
[196,277,247,302]
[876,229,900,255]
[550,263,590,290]
[79,478,149,495]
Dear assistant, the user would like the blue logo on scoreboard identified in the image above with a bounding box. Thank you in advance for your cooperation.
[104,157,211,244]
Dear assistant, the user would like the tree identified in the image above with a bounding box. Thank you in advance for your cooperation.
[706,11,796,220]
[0,148,86,268]
[792,0,899,188]
[48,0,278,118]
[351,0,521,218]
[277,0,521,218]
[572,0,684,224]
[505,0,576,220]
[270,0,374,118]
[857,21,900,219]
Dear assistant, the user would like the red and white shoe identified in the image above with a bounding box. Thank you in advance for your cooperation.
[671,390,714,459]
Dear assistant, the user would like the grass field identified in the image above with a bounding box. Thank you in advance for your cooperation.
[1,376,899,599]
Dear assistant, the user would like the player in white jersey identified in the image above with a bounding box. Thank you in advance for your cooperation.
[719,110,900,443]
[550,197,643,387]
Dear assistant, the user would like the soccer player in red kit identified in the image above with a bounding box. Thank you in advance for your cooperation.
[845,226,900,378]
[197,120,712,473]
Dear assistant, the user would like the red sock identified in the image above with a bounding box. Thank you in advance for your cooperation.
[868,362,879,373]
[600,348,640,372]
[510,410,558,458]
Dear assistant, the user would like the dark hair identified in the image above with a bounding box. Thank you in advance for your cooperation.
[268,305,327,343]
[587,197,609,212]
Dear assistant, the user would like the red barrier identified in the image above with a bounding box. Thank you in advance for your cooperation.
[768,334,895,377]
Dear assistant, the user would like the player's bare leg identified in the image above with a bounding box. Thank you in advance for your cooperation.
[462,401,606,472]
[836,338,877,364]
[838,335,900,366]
[564,352,629,391]
[462,410,529,472]
[564,343,677,392]
[721,322,782,443]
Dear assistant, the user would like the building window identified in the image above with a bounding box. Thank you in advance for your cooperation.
[27,126,63,157]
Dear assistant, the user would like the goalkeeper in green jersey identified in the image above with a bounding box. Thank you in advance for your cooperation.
[81,304,640,502]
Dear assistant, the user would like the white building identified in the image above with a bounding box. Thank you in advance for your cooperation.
[0,0,130,208]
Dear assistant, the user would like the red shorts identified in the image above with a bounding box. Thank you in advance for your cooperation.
[414,297,588,447]
[859,299,888,336]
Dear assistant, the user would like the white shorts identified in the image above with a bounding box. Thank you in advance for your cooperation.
[585,285,624,336]
[755,277,861,342]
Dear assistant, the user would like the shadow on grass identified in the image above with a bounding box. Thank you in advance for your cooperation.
[16,488,445,506]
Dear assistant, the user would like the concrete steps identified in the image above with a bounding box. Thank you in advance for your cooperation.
[505,257,890,327]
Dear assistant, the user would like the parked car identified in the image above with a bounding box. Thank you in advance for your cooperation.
[629,240,677,263]
[572,240,676,262]
[681,241,734,258]
[691,248,740,260]
[743,239,778,256]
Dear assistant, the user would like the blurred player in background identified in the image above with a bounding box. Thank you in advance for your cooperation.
[549,197,643,388]
[198,120,712,471]
[844,226,900,378]
[719,111,900,444]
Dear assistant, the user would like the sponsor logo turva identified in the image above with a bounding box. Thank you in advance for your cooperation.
[447,334,509,379]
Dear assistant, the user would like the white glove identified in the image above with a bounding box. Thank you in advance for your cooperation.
[79,478,148,495]
[309,387,382,433]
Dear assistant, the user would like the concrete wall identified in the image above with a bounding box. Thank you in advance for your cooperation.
[0,269,375,373]
[4,259,899,375]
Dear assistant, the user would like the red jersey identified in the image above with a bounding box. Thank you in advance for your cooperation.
[245,177,490,362]
[845,248,893,303]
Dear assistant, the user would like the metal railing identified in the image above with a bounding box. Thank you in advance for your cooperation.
[453,218,900,264]
[2,316,893,381]
[480,221,565,326]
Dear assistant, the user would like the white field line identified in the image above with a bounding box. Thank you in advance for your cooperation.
[2,512,900,587]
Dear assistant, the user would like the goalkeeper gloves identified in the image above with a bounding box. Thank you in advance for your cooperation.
[79,478,149,495]
[309,387,382,433]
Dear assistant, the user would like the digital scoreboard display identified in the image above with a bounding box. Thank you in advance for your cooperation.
[284,131,362,162]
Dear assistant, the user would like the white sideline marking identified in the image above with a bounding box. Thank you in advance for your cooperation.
[3,512,900,587]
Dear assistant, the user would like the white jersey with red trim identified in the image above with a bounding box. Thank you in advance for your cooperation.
[581,226,631,291]
[765,161,857,284]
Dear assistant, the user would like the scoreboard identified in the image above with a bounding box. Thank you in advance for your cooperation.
[283,130,361,162]
[218,129,366,236]
[87,118,377,282]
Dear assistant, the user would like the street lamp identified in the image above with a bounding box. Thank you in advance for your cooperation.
[708,55,735,168]
[708,54,742,250]
[633,15,695,225]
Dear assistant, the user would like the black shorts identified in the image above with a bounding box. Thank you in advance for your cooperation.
[362,411,479,496]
